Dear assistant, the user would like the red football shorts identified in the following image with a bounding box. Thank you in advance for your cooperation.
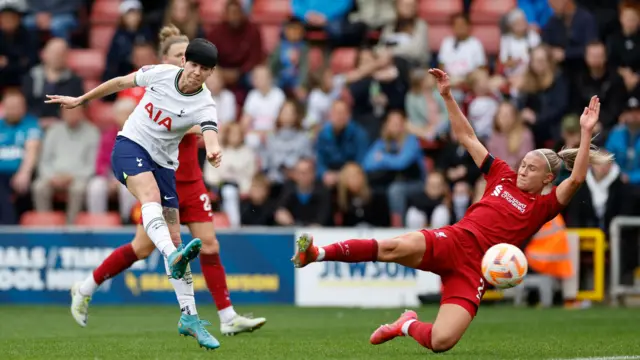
[418,226,485,317]
[137,179,213,225]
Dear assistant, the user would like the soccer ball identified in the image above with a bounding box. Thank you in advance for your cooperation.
[481,243,528,289]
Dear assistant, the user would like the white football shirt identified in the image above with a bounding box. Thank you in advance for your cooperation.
[119,64,218,170]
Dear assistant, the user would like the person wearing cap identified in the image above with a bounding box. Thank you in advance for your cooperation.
[44,39,222,320]
[102,0,154,83]
[605,93,640,185]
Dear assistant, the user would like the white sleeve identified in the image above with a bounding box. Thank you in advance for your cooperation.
[438,37,453,65]
[529,31,541,48]
[474,38,487,67]
[243,91,257,116]
[499,36,509,62]
[134,64,168,87]
[198,102,219,133]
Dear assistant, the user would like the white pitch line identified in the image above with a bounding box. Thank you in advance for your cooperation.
[550,356,640,360]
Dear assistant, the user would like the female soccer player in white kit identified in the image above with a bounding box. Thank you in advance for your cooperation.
[45,39,222,348]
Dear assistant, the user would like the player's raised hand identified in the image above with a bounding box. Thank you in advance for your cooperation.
[428,68,451,97]
[44,95,84,109]
[207,146,222,168]
[580,95,600,133]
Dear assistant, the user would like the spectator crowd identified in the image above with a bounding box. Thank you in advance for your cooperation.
[1,0,640,243]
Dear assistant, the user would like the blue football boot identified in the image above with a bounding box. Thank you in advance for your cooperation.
[167,238,202,279]
[178,314,220,350]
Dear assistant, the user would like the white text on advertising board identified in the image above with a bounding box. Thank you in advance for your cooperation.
[319,262,417,286]
[0,246,131,291]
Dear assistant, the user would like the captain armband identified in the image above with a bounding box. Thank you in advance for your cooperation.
[200,121,218,133]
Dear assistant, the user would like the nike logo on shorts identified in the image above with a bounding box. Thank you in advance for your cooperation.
[164,195,175,200]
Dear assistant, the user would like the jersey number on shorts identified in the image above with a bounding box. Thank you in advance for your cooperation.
[199,193,212,212]
[144,102,173,131]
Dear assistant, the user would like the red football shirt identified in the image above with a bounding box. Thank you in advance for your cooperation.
[455,155,565,259]
[117,88,202,183]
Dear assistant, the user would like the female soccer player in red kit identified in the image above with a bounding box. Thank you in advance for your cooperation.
[71,26,265,348]
[292,68,612,352]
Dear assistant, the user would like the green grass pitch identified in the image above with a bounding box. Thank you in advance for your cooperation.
[1,305,639,360]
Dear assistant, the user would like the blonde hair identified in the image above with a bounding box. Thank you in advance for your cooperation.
[337,163,371,212]
[535,143,614,175]
[158,24,189,56]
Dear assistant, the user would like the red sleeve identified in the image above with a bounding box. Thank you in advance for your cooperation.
[537,187,565,222]
[481,154,516,187]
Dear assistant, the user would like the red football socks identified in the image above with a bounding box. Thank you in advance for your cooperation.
[200,253,233,311]
[408,321,434,350]
[321,239,378,262]
[92,244,139,285]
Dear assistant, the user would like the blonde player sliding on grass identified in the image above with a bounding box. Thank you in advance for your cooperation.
[292,68,613,353]
[45,37,228,349]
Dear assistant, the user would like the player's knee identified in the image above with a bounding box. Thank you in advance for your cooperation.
[377,237,402,261]
[430,332,459,353]
[132,181,161,203]
[200,235,219,255]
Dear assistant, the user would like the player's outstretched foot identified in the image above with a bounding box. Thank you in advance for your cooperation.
[168,238,202,279]
[178,314,220,350]
[70,281,91,327]
[291,233,318,268]
[370,310,418,345]
[221,314,267,336]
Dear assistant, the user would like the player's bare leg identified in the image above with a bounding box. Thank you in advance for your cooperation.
[370,304,472,353]
[189,221,266,336]
[126,172,201,279]
[72,222,219,350]
[292,231,426,269]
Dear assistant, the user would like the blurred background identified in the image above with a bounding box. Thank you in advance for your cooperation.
[1,0,640,310]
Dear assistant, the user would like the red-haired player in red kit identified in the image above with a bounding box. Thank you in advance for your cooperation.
[72,26,265,342]
[292,69,613,352]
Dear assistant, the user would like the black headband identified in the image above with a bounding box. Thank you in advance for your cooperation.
[185,38,218,68]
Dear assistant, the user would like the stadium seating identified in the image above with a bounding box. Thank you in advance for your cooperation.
[419,0,464,25]
[251,0,292,24]
[213,212,231,228]
[67,49,105,80]
[74,212,122,227]
[330,48,357,73]
[470,0,515,25]
[90,25,116,54]
[90,0,120,25]
[199,0,226,25]
[427,24,453,53]
[87,101,115,128]
[20,211,67,227]
[472,25,501,55]
[260,24,282,53]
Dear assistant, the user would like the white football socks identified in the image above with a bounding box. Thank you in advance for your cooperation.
[163,257,197,315]
[141,202,177,257]
[218,306,237,323]
[79,276,99,297]
[401,319,416,336]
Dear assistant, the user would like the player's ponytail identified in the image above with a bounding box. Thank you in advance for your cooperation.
[158,24,189,56]
[536,143,614,175]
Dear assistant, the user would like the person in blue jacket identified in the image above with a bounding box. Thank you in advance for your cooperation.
[316,100,369,188]
[606,93,640,185]
[363,110,426,225]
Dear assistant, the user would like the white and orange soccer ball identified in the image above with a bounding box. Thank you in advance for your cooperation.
[481,243,528,289]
